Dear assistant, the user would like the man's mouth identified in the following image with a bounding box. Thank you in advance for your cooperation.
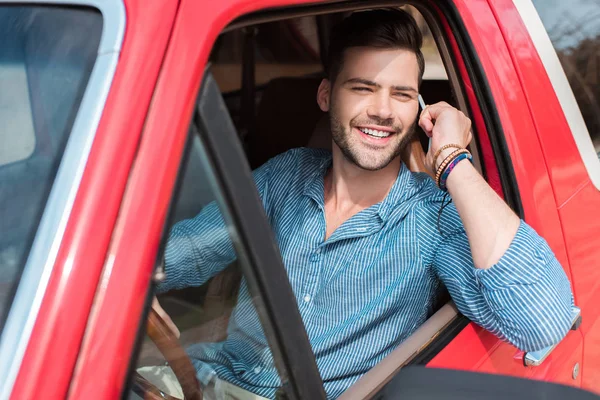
[357,127,394,139]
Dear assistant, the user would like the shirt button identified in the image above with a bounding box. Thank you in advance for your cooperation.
[315,248,321,254]
[303,294,312,303]
[254,366,262,374]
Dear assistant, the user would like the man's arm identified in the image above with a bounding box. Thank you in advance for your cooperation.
[432,222,574,352]
[420,102,574,351]
[420,102,519,270]
[157,159,273,293]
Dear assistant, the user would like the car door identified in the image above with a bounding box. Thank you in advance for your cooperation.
[2,1,178,399]
[417,0,585,389]
[498,0,600,393]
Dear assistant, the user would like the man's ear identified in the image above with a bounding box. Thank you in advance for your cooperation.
[317,79,331,112]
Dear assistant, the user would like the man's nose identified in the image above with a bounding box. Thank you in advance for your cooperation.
[367,92,394,121]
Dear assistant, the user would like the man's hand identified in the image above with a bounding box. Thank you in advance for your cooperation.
[152,296,180,338]
[418,101,472,174]
[417,102,520,269]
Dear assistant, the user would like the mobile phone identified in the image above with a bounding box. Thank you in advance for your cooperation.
[418,94,431,152]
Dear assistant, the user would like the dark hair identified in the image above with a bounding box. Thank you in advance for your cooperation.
[326,8,425,86]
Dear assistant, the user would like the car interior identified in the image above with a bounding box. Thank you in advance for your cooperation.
[135,4,494,398]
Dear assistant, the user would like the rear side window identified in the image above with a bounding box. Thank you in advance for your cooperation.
[532,0,600,157]
[0,6,102,326]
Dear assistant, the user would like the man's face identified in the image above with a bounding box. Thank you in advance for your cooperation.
[318,47,420,171]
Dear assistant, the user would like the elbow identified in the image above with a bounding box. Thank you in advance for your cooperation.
[510,292,574,353]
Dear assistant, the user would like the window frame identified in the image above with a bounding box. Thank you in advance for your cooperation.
[214,0,527,395]
[118,0,533,397]
[0,1,125,397]
[513,0,600,191]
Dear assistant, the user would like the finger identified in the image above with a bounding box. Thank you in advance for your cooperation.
[419,107,434,135]
[419,117,433,135]
[421,102,453,120]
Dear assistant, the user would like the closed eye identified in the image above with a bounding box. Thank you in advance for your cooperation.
[352,86,373,92]
[393,92,413,100]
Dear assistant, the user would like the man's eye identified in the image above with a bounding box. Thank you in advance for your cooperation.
[394,92,412,99]
[352,87,372,92]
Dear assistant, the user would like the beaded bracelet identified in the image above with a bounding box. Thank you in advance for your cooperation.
[439,152,473,191]
[432,144,463,169]
[435,148,469,187]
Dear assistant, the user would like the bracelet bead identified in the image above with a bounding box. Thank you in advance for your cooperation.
[433,144,463,170]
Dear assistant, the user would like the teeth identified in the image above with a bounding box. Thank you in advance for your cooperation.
[359,128,391,138]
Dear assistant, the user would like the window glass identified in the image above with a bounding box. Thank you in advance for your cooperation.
[131,133,289,400]
[0,6,102,327]
[532,0,600,157]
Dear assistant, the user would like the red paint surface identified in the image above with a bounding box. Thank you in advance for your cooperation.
[427,0,584,389]
[10,1,178,399]
[8,0,599,397]
[482,1,600,394]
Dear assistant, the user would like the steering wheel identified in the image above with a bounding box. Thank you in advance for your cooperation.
[133,308,203,400]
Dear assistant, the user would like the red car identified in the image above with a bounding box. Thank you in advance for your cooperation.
[1,0,599,399]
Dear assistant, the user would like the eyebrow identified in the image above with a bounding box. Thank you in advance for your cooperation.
[344,78,417,93]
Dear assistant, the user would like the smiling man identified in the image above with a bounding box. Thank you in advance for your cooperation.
[151,8,575,400]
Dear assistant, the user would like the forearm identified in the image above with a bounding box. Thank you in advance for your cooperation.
[157,203,237,293]
[444,159,520,269]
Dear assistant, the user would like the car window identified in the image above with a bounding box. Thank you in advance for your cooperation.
[130,90,324,399]
[531,0,600,158]
[0,6,102,328]
[133,135,278,399]
[130,4,484,399]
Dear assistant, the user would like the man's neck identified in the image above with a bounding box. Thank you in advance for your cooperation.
[324,145,401,212]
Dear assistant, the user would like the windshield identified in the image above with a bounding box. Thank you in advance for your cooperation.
[0,5,102,329]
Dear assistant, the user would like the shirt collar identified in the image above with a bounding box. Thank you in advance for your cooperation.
[302,151,427,222]
[302,151,332,207]
[377,162,423,222]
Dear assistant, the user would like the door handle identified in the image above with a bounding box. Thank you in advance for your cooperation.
[523,306,581,366]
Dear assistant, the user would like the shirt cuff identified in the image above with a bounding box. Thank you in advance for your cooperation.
[155,231,194,293]
[473,220,556,290]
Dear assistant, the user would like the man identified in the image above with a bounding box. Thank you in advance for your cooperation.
[150,8,574,400]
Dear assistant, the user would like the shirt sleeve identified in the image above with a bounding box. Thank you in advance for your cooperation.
[433,220,574,352]
[157,159,272,293]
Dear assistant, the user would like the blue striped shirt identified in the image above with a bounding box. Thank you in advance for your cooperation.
[160,148,574,399]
